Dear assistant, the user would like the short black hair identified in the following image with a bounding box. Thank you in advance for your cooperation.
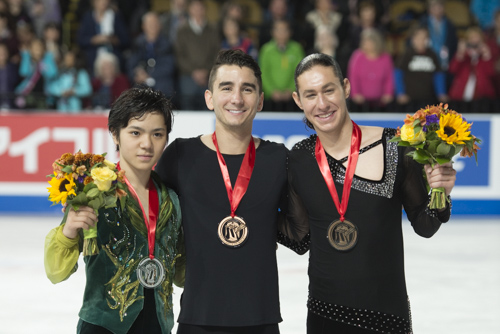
[208,49,262,93]
[294,53,345,130]
[108,86,174,150]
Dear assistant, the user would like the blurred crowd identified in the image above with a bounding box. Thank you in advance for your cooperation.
[0,0,499,113]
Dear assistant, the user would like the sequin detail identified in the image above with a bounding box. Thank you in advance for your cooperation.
[277,231,311,254]
[307,295,413,333]
[293,129,398,199]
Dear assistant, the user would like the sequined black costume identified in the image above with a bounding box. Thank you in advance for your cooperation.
[281,128,451,334]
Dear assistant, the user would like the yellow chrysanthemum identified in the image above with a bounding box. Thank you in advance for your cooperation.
[436,113,471,145]
[47,172,77,205]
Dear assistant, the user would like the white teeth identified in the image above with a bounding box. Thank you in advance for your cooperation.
[228,110,244,114]
[318,112,333,118]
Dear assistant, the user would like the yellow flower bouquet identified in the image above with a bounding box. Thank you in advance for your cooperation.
[47,151,127,255]
[390,104,481,209]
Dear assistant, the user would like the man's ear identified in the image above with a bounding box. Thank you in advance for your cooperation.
[292,91,303,110]
[205,89,214,110]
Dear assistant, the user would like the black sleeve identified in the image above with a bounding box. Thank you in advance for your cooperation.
[155,139,180,193]
[400,146,451,238]
[277,152,311,255]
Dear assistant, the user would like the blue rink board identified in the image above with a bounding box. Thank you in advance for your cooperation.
[0,196,498,216]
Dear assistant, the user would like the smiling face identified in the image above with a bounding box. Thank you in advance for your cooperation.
[113,112,167,176]
[293,65,351,136]
[205,64,263,133]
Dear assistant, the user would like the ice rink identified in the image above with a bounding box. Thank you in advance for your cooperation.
[1,215,499,334]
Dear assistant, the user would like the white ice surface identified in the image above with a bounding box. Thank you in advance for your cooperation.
[1,216,499,334]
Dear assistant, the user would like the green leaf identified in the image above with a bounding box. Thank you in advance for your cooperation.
[436,157,451,165]
[83,182,96,192]
[398,140,412,147]
[389,136,401,143]
[437,142,451,156]
[413,119,421,127]
[86,188,100,198]
[70,192,89,206]
[62,165,73,173]
[104,196,117,208]
[88,197,103,210]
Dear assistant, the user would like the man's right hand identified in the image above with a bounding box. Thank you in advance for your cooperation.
[62,206,98,239]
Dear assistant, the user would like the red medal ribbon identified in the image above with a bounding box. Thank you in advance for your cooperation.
[118,163,159,260]
[212,132,256,218]
[315,121,362,222]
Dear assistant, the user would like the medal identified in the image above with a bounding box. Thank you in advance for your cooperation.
[121,166,165,288]
[315,121,362,251]
[212,132,256,248]
[218,216,248,247]
[137,257,165,288]
[327,219,358,251]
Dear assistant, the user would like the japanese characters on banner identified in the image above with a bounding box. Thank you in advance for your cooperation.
[0,112,117,194]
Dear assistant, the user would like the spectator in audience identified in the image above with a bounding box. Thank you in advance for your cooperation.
[91,51,129,110]
[48,48,92,113]
[395,26,448,114]
[338,0,385,74]
[42,22,62,64]
[77,0,129,76]
[347,28,394,112]
[485,9,500,103]
[128,11,176,97]
[14,22,37,68]
[218,1,245,39]
[175,0,219,110]
[304,0,342,55]
[221,17,258,61]
[470,0,500,30]
[305,0,342,40]
[25,0,61,38]
[7,0,31,31]
[259,19,304,111]
[313,24,338,57]
[258,0,291,48]
[448,26,495,113]
[420,0,457,73]
[0,11,18,62]
[348,0,384,53]
[14,38,57,109]
[160,0,188,44]
[0,42,18,109]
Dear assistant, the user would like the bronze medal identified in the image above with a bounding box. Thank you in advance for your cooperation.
[136,257,165,288]
[315,121,362,251]
[218,215,248,248]
[327,219,358,251]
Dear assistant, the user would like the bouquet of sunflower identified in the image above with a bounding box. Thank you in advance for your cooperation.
[390,103,480,209]
[47,151,127,255]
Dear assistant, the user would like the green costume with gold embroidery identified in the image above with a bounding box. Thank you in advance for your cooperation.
[44,171,184,334]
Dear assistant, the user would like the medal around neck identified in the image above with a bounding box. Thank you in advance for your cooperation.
[218,215,248,248]
[315,121,362,251]
[212,132,255,249]
[327,219,358,251]
[137,257,165,288]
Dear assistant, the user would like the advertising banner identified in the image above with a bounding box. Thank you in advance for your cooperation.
[0,112,498,215]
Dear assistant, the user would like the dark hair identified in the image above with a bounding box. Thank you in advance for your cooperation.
[208,49,262,93]
[294,53,345,129]
[108,86,174,150]
[294,53,344,93]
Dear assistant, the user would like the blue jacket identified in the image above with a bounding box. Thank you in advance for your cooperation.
[48,68,92,112]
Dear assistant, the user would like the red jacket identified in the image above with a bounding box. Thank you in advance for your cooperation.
[91,74,130,106]
[448,54,495,100]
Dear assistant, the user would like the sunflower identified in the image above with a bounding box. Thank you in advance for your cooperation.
[47,172,77,205]
[436,113,471,145]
